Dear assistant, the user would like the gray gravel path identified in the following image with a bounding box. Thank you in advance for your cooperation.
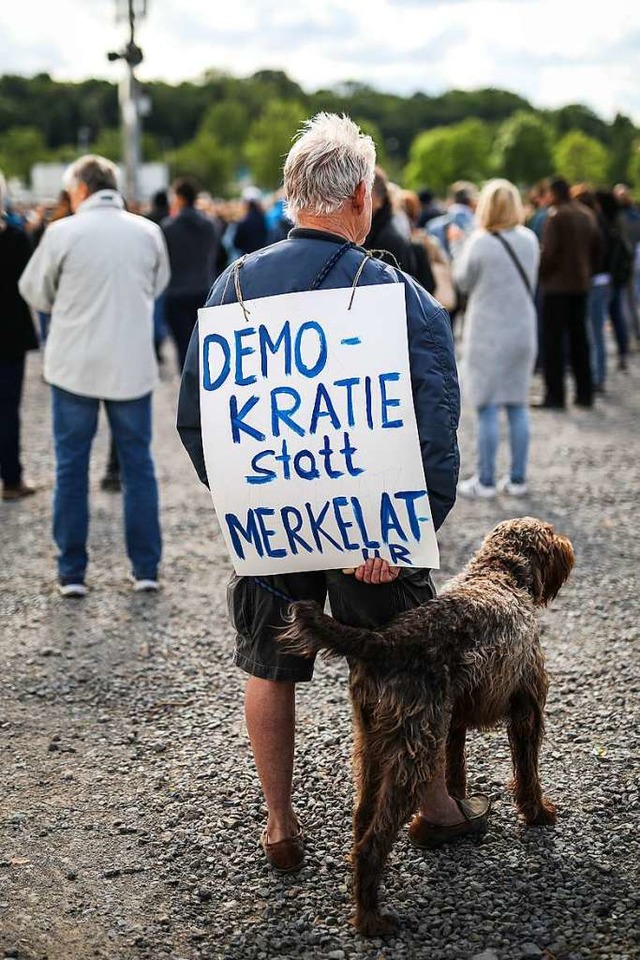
[1,348,638,960]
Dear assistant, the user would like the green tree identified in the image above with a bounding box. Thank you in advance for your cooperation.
[550,103,610,144]
[404,119,492,195]
[609,113,638,184]
[84,128,161,164]
[168,133,234,195]
[199,101,250,152]
[492,111,554,184]
[553,130,609,184]
[0,70,633,185]
[245,100,305,189]
[48,143,80,165]
[90,128,121,161]
[0,125,48,180]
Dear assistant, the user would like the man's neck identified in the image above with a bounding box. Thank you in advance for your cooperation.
[296,212,360,243]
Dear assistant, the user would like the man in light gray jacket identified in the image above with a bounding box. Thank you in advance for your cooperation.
[19,154,170,596]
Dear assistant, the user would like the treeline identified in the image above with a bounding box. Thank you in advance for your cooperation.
[1,69,639,196]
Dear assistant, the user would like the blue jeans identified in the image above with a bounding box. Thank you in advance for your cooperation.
[588,282,610,387]
[153,294,167,348]
[477,404,530,487]
[609,286,629,358]
[52,386,161,584]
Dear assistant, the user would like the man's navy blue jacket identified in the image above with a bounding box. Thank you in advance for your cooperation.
[177,228,460,532]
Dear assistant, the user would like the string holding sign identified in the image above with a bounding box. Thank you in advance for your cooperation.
[222,246,402,319]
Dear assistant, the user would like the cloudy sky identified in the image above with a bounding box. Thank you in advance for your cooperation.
[2,0,639,121]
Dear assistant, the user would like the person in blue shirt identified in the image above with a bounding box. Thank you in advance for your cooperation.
[426,181,477,256]
[177,114,489,875]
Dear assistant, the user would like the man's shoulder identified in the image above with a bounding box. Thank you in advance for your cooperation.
[44,215,74,239]
[193,211,219,239]
[121,210,163,237]
[163,209,214,234]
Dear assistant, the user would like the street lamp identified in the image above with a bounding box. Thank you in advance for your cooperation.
[107,0,149,204]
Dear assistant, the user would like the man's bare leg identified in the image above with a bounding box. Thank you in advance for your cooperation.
[419,767,467,824]
[245,676,299,842]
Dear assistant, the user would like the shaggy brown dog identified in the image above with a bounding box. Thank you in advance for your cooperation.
[280,517,574,936]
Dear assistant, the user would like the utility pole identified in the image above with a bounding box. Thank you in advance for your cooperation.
[107,0,148,204]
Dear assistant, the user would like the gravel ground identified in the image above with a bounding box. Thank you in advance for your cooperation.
[1,344,638,960]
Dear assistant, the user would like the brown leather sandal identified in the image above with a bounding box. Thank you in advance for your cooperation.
[260,822,305,873]
[408,794,491,849]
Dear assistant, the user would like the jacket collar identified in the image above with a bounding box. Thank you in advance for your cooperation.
[175,205,201,220]
[77,190,125,214]
[288,227,355,246]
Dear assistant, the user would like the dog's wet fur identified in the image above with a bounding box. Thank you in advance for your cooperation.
[280,517,575,936]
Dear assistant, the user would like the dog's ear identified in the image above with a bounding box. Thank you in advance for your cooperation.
[540,534,575,604]
[531,564,546,605]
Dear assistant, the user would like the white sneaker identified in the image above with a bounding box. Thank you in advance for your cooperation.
[499,477,529,497]
[132,578,159,593]
[457,476,497,499]
[59,583,88,598]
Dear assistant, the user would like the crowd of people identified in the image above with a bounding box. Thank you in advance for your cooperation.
[1,136,639,563]
[1,112,639,891]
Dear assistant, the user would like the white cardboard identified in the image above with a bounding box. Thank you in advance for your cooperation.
[198,283,440,575]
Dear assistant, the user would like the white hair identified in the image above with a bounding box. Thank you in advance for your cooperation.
[284,113,376,220]
[63,154,119,195]
[0,169,6,215]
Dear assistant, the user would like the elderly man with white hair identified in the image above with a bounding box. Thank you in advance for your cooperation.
[178,114,487,876]
[19,154,170,596]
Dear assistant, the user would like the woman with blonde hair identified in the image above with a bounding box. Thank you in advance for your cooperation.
[451,178,540,497]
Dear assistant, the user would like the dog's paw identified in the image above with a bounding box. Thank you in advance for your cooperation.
[354,909,398,938]
[524,798,557,826]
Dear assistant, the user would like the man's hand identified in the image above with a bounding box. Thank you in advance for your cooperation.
[342,557,400,585]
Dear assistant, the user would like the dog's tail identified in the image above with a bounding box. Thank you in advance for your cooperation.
[279,600,387,662]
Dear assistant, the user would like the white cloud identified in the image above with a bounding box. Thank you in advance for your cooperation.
[1,0,639,121]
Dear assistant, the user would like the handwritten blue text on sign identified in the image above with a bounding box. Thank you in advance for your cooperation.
[198,285,439,575]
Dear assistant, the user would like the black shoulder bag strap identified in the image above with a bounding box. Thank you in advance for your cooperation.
[491,231,535,304]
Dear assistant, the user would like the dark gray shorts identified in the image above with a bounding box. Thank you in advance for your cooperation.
[227,568,435,682]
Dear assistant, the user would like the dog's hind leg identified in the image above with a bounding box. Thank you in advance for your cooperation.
[508,686,557,826]
[446,724,467,799]
[353,773,415,938]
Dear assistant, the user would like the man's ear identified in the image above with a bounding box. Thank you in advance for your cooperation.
[352,180,367,214]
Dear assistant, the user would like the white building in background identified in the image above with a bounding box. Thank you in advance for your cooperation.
[29,162,169,203]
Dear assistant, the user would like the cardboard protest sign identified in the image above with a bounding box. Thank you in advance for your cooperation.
[198,283,440,575]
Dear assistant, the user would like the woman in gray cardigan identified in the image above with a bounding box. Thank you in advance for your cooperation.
[451,179,540,498]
